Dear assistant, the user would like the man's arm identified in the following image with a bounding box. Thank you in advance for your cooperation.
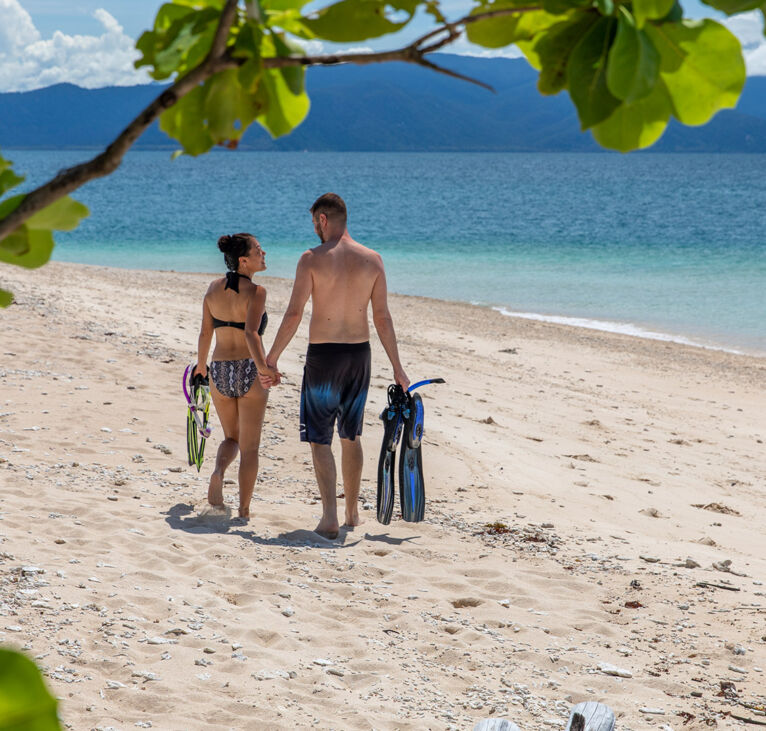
[266,252,313,368]
[370,260,409,390]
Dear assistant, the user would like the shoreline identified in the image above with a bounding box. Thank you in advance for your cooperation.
[2,261,765,729]
[49,258,766,360]
[492,306,765,359]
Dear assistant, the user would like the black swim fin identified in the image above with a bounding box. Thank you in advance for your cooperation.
[399,392,425,522]
[376,384,406,525]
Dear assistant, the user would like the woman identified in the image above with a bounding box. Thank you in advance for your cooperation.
[194,233,278,519]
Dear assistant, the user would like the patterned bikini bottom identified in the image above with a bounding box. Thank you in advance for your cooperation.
[210,358,257,398]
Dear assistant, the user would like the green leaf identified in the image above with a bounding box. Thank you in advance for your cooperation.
[658,0,684,22]
[256,67,310,138]
[698,0,764,12]
[263,9,315,36]
[0,169,24,196]
[633,0,674,27]
[0,193,25,220]
[262,0,312,9]
[646,19,745,125]
[595,0,614,15]
[592,77,672,150]
[0,153,25,196]
[0,226,55,269]
[567,16,620,129]
[26,196,89,232]
[529,11,600,94]
[273,32,305,95]
[424,0,447,23]
[238,55,264,94]
[160,84,214,156]
[543,0,591,15]
[234,19,263,58]
[606,9,660,101]
[171,0,225,8]
[135,5,220,80]
[302,0,415,42]
[467,2,563,48]
[0,649,60,728]
[0,288,13,307]
[203,69,261,142]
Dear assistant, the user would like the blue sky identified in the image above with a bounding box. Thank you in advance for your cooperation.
[2,0,763,92]
[18,0,722,38]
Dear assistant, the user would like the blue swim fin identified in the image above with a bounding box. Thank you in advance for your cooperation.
[399,392,425,522]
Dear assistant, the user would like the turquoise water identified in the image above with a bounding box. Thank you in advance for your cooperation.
[8,150,766,354]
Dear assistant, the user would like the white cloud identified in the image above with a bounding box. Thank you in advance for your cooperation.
[290,38,374,56]
[724,10,766,76]
[0,0,150,92]
[447,36,524,60]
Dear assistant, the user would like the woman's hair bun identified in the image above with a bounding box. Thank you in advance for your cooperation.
[218,232,254,271]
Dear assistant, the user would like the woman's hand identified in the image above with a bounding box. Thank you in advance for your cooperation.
[258,362,282,389]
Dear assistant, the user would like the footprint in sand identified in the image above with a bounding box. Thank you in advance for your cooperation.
[196,504,232,522]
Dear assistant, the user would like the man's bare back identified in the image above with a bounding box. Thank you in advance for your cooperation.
[262,193,408,540]
[303,235,384,344]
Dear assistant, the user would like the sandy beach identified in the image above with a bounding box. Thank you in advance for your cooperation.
[1,261,765,730]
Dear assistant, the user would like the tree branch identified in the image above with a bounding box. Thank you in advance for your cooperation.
[0,2,542,241]
[0,0,240,242]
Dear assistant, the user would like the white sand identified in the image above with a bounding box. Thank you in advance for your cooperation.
[1,262,764,729]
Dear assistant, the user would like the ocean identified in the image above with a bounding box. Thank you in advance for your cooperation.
[8,150,766,355]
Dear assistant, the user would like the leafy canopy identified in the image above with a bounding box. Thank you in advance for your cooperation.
[0,0,754,304]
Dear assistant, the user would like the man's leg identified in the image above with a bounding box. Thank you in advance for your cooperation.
[310,442,339,538]
[340,437,363,527]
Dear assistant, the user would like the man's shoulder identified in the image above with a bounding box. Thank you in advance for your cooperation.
[347,238,383,264]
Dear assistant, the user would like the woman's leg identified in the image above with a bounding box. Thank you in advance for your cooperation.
[208,380,240,506]
[235,380,268,518]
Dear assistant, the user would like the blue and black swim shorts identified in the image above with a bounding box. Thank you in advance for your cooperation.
[300,341,371,445]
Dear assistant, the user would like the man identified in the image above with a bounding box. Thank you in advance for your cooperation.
[263,193,409,539]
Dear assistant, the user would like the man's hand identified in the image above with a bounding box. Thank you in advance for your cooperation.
[258,359,282,389]
[394,367,410,392]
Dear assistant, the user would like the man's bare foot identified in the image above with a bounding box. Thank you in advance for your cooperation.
[313,521,339,540]
[208,472,224,506]
[238,507,250,519]
[343,512,362,529]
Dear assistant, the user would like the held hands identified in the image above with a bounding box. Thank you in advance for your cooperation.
[258,359,282,389]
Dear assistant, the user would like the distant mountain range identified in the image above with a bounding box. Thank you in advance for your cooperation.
[2,54,766,152]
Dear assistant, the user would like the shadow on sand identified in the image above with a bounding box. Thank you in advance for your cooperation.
[162,503,364,549]
[362,532,420,545]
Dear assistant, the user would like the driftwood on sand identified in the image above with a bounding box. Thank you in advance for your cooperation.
[565,702,616,731]
[473,701,615,731]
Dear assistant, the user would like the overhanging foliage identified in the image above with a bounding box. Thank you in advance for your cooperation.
[0,0,756,303]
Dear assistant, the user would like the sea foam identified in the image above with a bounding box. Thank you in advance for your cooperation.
[492,307,748,356]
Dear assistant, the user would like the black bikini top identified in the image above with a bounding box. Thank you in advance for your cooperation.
[212,272,268,335]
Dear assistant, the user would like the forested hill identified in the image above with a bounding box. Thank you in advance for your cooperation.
[2,55,766,152]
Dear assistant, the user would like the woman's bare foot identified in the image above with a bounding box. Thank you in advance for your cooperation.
[238,506,250,520]
[208,471,224,506]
